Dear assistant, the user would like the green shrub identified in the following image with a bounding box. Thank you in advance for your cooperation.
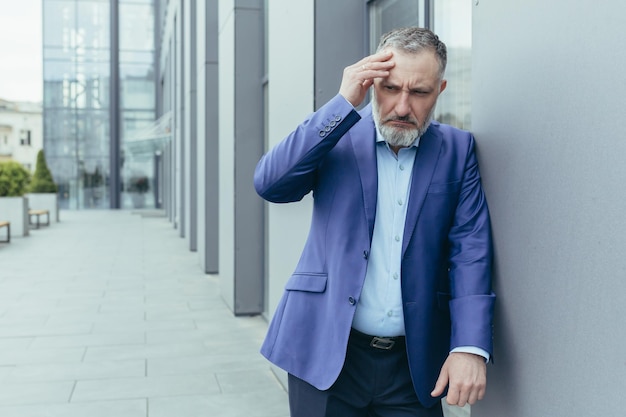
[28,150,58,193]
[0,161,31,197]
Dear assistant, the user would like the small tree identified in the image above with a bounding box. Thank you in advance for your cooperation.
[28,150,58,193]
[0,161,31,196]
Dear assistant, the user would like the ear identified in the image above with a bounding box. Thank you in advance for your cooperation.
[439,79,448,94]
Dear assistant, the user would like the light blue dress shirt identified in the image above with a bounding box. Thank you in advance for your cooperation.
[352,131,417,337]
[351,126,489,361]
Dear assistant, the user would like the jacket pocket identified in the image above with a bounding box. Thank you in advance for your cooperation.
[285,273,328,293]
[427,180,461,194]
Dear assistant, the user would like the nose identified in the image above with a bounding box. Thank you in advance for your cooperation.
[394,91,411,117]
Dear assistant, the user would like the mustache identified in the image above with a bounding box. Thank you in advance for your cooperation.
[382,115,419,127]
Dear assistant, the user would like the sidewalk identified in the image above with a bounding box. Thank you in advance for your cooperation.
[0,210,289,417]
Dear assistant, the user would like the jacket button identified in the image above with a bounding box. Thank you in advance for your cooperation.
[348,297,356,305]
[319,130,326,137]
[363,250,369,259]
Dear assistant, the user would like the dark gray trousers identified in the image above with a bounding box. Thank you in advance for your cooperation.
[288,329,444,417]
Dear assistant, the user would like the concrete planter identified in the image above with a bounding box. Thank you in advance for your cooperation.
[26,193,59,223]
[0,196,29,237]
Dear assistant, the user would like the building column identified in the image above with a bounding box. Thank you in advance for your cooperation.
[218,0,265,315]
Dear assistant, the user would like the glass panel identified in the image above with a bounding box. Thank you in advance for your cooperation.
[77,1,111,49]
[119,3,155,51]
[369,0,423,53]
[433,0,472,130]
[120,65,156,110]
[120,50,154,64]
[119,0,156,210]
[43,0,113,209]
[43,0,75,48]
[44,47,75,61]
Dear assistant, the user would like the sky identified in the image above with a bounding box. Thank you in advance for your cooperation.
[0,0,43,103]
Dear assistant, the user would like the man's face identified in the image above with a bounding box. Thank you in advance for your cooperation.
[372,49,447,148]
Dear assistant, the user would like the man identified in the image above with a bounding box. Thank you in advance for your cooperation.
[254,27,495,417]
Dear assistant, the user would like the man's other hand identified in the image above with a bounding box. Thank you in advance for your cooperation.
[431,352,487,407]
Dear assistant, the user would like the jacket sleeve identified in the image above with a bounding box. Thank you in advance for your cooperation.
[447,134,496,356]
[254,94,361,203]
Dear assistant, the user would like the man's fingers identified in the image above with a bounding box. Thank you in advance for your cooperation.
[467,388,480,406]
[339,52,394,107]
[434,352,488,406]
[430,367,448,398]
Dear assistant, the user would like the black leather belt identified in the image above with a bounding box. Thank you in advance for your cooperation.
[350,328,405,350]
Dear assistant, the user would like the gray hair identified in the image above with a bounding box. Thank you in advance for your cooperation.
[376,27,447,79]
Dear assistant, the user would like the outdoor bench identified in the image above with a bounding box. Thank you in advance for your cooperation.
[28,209,50,229]
[0,220,9,243]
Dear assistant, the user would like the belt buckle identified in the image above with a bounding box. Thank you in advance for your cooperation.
[370,336,395,350]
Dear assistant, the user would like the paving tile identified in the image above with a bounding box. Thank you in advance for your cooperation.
[146,329,215,344]
[147,353,267,377]
[149,390,290,417]
[6,359,146,383]
[0,337,34,349]
[0,323,93,338]
[71,374,221,402]
[0,381,74,406]
[0,347,85,366]
[0,366,14,382]
[29,332,145,349]
[215,369,285,394]
[45,311,146,326]
[91,319,196,334]
[84,342,210,362]
[0,399,147,417]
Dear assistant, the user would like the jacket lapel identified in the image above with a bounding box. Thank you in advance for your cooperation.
[350,105,377,243]
[402,124,443,256]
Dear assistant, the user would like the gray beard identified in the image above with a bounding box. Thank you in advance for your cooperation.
[371,96,434,148]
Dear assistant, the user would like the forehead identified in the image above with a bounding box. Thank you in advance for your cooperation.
[382,48,441,87]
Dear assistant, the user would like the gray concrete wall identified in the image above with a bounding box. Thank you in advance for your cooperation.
[183,0,197,252]
[219,0,265,315]
[196,0,220,274]
[314,0,367,109]
[472,2,626,416]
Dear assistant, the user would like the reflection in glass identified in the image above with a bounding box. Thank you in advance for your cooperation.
[43,0,113,209]
[43,0,156,209]
[119,1,157,210]
[433,0,472,130]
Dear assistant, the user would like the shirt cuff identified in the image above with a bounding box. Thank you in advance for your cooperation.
[450,346,490,363]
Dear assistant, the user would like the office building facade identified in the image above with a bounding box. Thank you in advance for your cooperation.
[0,98,43,172]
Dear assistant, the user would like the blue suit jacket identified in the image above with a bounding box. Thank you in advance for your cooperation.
[254,94,495,408]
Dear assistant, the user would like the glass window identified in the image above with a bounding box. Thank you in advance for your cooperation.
[433,0,472,130]
[43,0,113,209]
[77,1,111,49]
[43,0,156,210]
[119,4,155,51]
[20,130,32,146]
[43,0,75,48]
[119,0,156,210]
[369,0,426,53]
